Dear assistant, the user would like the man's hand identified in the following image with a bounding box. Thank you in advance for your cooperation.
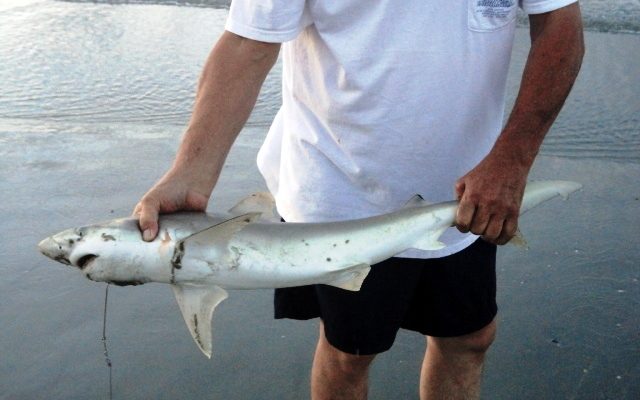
[455,148,529,245]
[133,170,210,241]
[455,3,584,245]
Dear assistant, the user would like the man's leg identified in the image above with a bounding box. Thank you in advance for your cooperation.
[311,321,377,400]
[420,319,497,400]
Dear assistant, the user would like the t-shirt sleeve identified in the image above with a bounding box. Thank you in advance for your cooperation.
[519,0,578,15]
[225,0,310,43]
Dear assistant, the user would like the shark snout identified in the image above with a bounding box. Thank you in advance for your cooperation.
[38,228,89,268]
[38,235,72,265]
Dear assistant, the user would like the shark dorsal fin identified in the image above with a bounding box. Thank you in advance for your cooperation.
[172,284,228,358]
[402,194,430,209]
[228,192,280,222]
[171,213,261,283]
[177,212,261,251]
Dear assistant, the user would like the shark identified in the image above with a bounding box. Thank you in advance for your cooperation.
[38,180,581,358]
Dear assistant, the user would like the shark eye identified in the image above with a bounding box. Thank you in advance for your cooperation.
[76,254,98,270]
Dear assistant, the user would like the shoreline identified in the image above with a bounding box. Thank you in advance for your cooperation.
[1,2,639,399]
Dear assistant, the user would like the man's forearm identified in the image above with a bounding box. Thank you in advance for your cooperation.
[172,31,280,194]
[454,3,584,244]
[492,3,584,167]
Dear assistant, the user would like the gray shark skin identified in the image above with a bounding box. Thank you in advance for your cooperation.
[38,180,581,358]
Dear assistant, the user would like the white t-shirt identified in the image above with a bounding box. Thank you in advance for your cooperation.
[225,0,577,258]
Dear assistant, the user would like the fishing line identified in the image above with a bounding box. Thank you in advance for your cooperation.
[102,283,113,400]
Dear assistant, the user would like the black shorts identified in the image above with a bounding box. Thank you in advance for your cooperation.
[274,238,497,355]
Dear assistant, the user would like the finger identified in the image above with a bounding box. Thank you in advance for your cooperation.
[132,203,142,217]
[496,216,518,245]
[469,204,491,236]
[454,180,466,200]
[456,199,476,233]
[138,199,160,242]
[483,215,507,244]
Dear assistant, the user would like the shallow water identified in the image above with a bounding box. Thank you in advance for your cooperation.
[1,1,639,399]
[0,1,281,128]
[58,0,640,34]
[506,31,640,163]
[1,1,639,163]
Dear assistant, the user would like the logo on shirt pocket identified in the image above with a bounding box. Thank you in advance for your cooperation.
[468,0,517,32]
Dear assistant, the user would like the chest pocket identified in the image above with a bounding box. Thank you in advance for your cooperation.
[468,0,518,32]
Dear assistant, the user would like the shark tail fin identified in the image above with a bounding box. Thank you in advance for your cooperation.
[520,181,582,214]
[172,284,229,359]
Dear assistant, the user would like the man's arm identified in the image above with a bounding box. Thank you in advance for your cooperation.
[134,32,281,241]
[455,2,584,245]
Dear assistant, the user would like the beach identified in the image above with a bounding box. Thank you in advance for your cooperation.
[1,1,639,399]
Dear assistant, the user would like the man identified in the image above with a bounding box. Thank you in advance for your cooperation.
[134,1,583,398]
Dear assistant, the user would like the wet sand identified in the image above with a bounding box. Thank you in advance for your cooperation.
[1,18,639,400]
[2,131,639,399]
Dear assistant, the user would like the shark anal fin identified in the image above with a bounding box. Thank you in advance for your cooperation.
[326,263,371,291]
[411,226,448,251]
[508,228,529,250]
[172,284,229,358]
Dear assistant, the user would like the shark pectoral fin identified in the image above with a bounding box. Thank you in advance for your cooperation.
[326,263,371,291]
[411,226,448,251]
[228,192,280,222]
[172,284,229,358]
[507,228,529,250]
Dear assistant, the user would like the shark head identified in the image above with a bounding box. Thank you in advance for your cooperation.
[38,218,157,286]
[38,215,231,358]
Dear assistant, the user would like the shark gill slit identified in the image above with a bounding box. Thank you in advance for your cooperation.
[170,242,185,284]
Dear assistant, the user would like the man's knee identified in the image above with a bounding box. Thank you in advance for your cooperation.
[316,324,376,376]
[428,319,497,355]
[326,345,376,376]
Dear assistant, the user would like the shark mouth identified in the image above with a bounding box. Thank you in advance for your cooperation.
[76,254,98,270]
